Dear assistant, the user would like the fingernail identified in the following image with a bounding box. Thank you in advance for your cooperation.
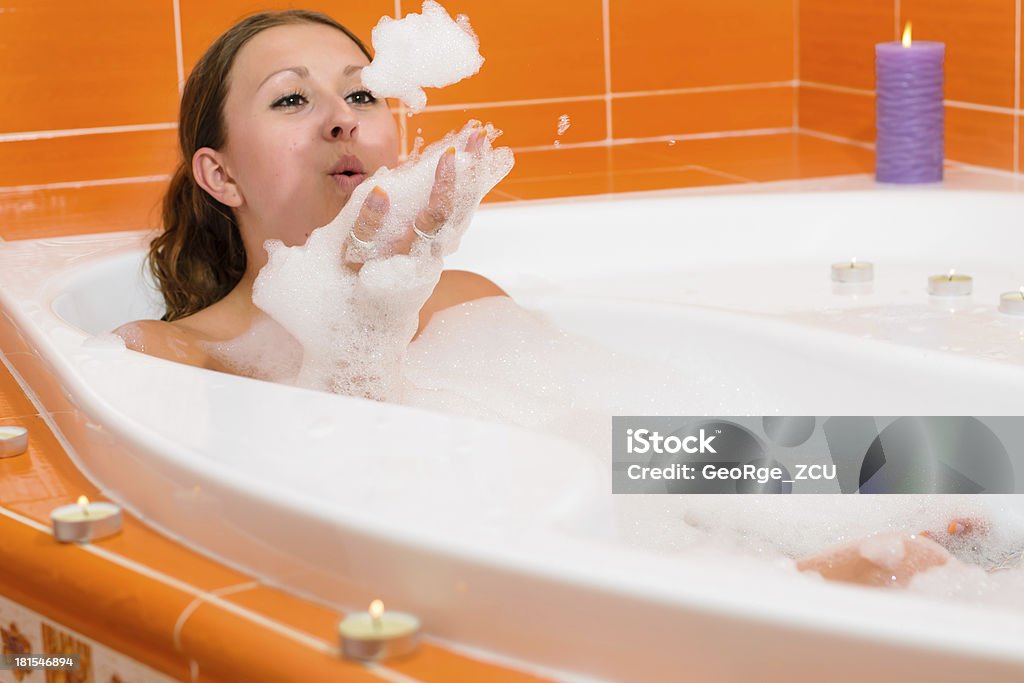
[368,186,387,208]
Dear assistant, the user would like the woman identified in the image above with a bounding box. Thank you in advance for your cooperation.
[113,9,505,371]
[114,8,975,591]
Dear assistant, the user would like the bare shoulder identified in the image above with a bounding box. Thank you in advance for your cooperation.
[111,319,216,370]
[439,269,509,300]
[414,270,510,340]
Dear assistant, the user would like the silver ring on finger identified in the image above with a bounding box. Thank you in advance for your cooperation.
[413,224,439,241]
[348,231,379,259]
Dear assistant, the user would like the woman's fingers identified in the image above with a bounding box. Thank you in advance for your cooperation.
[796,532,951,587]
[343,186,389,270]
[466,124,484,154]
[414,146,456,237]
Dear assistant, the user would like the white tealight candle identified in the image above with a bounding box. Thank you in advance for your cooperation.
[928,270,972,296]
[51,495,123,543]
[999,287,1024,316]
[831,257,874,283]
[0,425,28,458]
[338,599,421,661]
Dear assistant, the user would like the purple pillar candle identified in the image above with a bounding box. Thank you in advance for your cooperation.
[875,29,945,183]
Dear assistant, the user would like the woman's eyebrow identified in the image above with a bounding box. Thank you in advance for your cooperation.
[258,63,364,90]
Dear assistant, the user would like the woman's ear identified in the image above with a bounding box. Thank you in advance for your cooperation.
[192,147,243,208]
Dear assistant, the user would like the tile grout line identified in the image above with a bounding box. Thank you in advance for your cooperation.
[895,0,901,40]
[0,175,171,195]
[601,0,613,142]
[802,81,1020,115]
[1016,0,1021,174]
[172,0,185,99]
[799,127,876,150]
[173,581,261,652]
[509,127,795,153]
[0,123,178,143]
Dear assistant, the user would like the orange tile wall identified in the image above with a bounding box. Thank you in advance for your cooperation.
[0,0,795,240]
[800,0,1020,172]
[1,1,1016,241]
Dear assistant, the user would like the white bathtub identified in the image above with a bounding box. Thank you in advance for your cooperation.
[2,187,1024,682]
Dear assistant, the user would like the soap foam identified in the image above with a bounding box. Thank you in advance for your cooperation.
[361,0,484,113]
[202,122,512,400]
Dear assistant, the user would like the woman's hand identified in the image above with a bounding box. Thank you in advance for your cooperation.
[796,532,951,587]
[796,517,987,587]
[341,126,486,273]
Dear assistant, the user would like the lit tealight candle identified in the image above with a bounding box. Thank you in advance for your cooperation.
[51,495,123,543]
[999,287,1024,316]
[0,425,28,458]
[928,269,972,296]
[831,257,874,283]
[338,599,421,661]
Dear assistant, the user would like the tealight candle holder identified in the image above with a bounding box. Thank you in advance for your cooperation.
[0,425,28,458]
[338,599,420,661]
[928,270,972,297]
[51,495,123,543]
[999,288,1024,316]
[831,258,874,283]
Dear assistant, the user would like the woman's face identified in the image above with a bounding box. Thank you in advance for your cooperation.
[208,22,399,249]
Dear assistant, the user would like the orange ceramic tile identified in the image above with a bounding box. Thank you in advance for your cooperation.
[0,414,97,506]
[0,414,83,505]
[499,167,740,200]
[800,0,894,90]
[612,87,793,140]
[0,358,36,418]
[611,0,794,92]
[636,133,874,182]
[0,129,179,188]
[403,0,605,105]
[903,0,1015,108]
[218,584,347,640]
[178,599,383,683]
[504,144,670,182]
[0,513,195,681]
[0,180,167,241]
[945,106,1014,170]
[0,1,179,133]
[407,100,606,151]
[179,1,396,79]
[799,86,875,142]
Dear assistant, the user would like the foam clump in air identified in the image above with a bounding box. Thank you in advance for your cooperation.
[361,0,484,113]
[232,121,512,400]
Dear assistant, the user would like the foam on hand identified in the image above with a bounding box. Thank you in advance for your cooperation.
[240,121,512,400]
[361,0,484,113]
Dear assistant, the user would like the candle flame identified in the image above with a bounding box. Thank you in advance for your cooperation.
[902,21,913,47]
[369,599,384,620]
[948,268,955,280]
[77,495,89,506]
[850,256,857,266]
[1019,286,1024,299]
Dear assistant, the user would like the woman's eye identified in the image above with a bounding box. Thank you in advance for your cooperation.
[272,92,307,109]
[346,90,377,106]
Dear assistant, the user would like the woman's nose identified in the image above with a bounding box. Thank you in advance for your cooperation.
[327,98,358,140]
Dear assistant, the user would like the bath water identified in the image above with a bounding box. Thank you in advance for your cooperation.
[197,0,1024,614]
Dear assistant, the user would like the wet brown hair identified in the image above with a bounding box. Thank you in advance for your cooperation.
[149,9,372,322]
